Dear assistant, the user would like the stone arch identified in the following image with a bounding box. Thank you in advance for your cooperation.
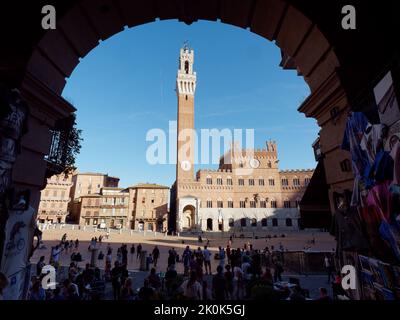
[22,0,339,97]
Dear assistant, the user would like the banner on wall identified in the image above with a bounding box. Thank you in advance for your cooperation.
[0,191,36,300]
[374,71,400,127]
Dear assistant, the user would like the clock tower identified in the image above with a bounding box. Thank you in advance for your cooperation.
[176,43,197,184]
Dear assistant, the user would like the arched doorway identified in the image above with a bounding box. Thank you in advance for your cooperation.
[207,218,213,231]
[182,205,196,230]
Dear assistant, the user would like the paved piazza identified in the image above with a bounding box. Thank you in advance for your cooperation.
[31,226,336,274]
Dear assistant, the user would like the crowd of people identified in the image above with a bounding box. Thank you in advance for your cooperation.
[20,234,338,301]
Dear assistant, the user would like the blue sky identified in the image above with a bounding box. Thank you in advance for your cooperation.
[62,20,319,188]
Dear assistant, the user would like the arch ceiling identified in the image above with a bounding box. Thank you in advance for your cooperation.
[0,0,398,103]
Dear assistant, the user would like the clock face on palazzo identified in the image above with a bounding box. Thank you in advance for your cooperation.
[249,158,260,169]
[180,160,192,171]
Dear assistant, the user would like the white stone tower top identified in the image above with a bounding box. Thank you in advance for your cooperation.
[176,43,197,96]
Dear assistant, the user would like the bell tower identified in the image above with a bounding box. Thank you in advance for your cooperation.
[176,43,197,183]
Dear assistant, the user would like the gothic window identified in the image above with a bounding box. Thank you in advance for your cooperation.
[249,179,255,186]
[286,218,293,227]
[217,201,223,208]
[272,218,278,227]
[271,200,277,208]
[259,179,265,186]
[250,201,256,208]
[281,178,288,186]
[284,201,291,208]
[268,179,275,186]
[206,177,212,185]
[241,218,247,227]
[260,201,267,208]
[217,178,223,185]
[251,218,257,227]
[227,178,233,186]
[228,200,234,208]
[293,178,301,186]
[207,200,213,208]
[240,201,246,208]
[238,179,244,186]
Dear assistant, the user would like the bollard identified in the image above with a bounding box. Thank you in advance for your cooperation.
[90,248,98,268]
[139,251,147,271]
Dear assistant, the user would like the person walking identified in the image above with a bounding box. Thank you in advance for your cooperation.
[218,247,226,268]
[130,244,136,262]
[36,256,45,276]
[324,255,334,283]
[121,244,128,266]
[203,246,211,275]
[273,260,284,283]
[152,246,160,268]
[137,243,142,259]
[224,265,234,299]
[183,246,192,276]
[111,261,123,300]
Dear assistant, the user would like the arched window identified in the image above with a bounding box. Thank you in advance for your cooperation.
[286,218,293,227]
[228,218,234,227]
[272,218,278,227]
[251,218,257,227]
[185,60,189,74]
[240,218,247,227]
[261,218,268,227]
